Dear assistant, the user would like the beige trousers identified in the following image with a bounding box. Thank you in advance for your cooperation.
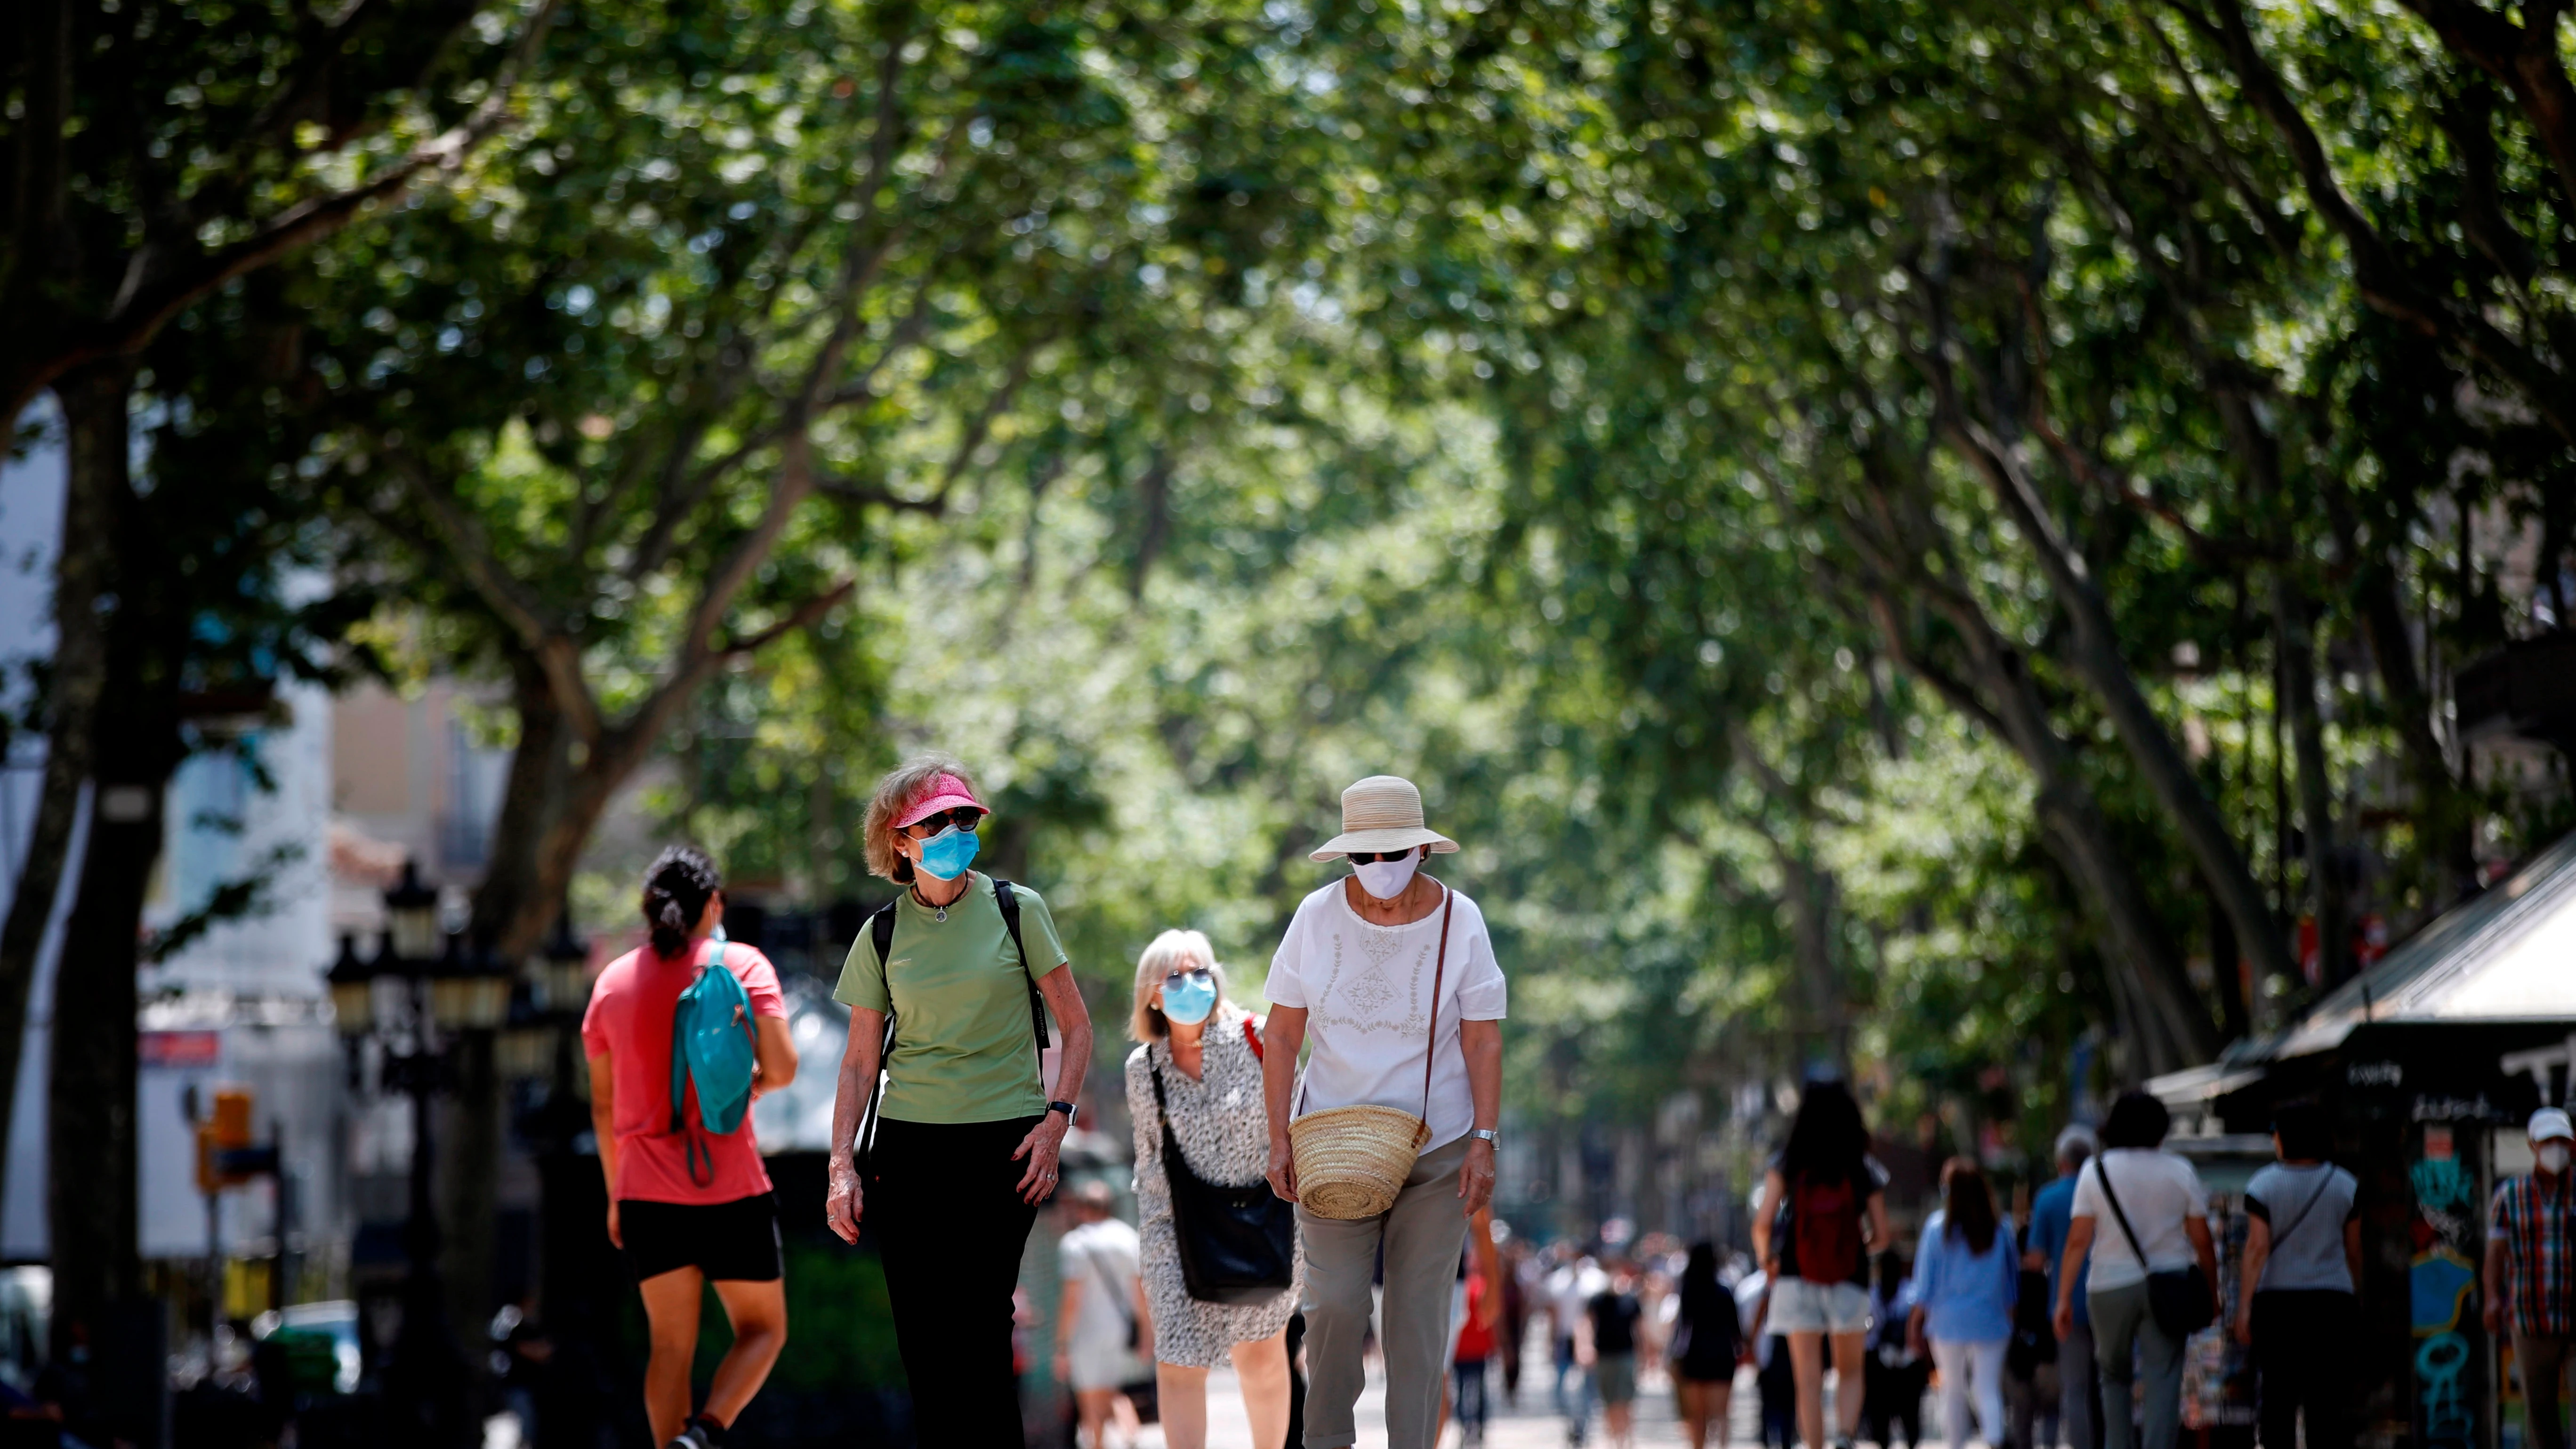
[1297,1135,1473,1449]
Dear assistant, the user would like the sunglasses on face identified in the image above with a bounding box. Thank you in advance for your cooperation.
[1347,847,1418,863]
[902,806,986,838]
[1163,967,1214,988]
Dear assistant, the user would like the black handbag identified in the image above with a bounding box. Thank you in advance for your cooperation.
[2094,1157,2214,1337]
[1149,1045,1297,1304]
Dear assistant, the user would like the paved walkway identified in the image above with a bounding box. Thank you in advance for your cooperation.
[1153,1356,1774,1449]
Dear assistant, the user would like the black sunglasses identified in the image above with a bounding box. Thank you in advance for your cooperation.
[1347,847,1419,863]
[903,806,986,838]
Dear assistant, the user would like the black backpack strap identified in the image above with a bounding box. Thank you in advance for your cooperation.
[855,899,902,1167]
[991,879,1051,1059]
[870,899,899,970]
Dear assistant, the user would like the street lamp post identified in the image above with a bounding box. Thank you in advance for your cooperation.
[330,861,511,1449]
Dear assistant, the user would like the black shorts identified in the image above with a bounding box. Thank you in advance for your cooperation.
[620,1192,783,1283]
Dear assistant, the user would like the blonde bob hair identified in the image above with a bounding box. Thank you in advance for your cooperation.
[861,751,980,883]
[1130,929,1226,1042]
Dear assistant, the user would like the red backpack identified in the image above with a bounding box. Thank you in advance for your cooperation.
[1780,1172,1866,1284]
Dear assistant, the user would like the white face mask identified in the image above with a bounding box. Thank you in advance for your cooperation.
[1352,852,1420,900]
[2540,1143,2571,1175]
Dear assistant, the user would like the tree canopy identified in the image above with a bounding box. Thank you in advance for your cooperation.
[11,0,2576,1332]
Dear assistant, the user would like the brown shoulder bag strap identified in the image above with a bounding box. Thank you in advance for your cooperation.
[1420,882,1455,1122]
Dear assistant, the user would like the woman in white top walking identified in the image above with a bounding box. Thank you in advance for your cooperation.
[1263,776,1507,1449]
[2050,1091,2218,1449]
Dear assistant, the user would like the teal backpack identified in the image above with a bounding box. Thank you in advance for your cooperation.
[669,934,760,1185]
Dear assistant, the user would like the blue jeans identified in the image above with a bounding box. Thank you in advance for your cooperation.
[1554,1336,1597,1441]
[1454,1358,1490,1435]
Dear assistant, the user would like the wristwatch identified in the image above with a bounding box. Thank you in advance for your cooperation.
[1468,1128,1499,1145]
[1047,1099,1079,1124]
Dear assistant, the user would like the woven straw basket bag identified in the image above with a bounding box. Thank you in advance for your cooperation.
[1289,885,1456,1220]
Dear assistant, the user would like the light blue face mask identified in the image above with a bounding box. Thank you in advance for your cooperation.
[1160,968,1217,1026]
[914,823,981,882]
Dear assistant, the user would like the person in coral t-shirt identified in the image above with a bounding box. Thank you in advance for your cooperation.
[581,846,797,1449]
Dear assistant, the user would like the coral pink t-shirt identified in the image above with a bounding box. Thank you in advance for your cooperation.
[581,937,787,1204]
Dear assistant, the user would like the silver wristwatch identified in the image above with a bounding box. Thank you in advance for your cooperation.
[1468,1128,1499,1145]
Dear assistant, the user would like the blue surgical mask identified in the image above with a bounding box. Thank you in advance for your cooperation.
[1161,969,1217,1026]
[914,824,981,882]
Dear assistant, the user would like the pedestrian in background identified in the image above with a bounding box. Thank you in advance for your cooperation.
[1578,1257,1645,1449]
[1440,1212,1504,1445]
[1739,1261,1799,1449]
[2231,1101,2359,1449]
[824,756,1096,1448]
[2052,1091,2216,1449]
[1055,1182,1145,1449]
[1501,1236,1536,1407]
[1669,1242,1741,1449]
[1451,1248,1499,1446]
[1908,1159,2019,1449]
[582,847,798,1449]
[2002,1236,2060,1449]
[1549,1244,1609,1444]
[2026,1126,2100,1449]
[1262,776,1507,1449]
[1754,1079,1893,1449]
[1860,1248,1927,1449]
[2487,1107,2576,1449]
[1125,929,1299,1449]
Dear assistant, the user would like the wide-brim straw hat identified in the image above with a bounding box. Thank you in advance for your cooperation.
[1309,774,1459,861]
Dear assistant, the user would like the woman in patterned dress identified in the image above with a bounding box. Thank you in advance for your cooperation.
[1125,929,1302,1449]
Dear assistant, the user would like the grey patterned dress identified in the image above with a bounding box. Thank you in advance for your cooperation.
[1126,1004,1304,1367]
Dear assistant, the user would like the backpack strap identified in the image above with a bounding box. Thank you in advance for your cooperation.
[991,879,1051,1063]
[870,900,899,971]
[855,901,902,1165]
[670,983,691,1139]
[1244,1016,1264,1060]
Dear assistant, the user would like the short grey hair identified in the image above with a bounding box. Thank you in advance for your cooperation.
[2055,1124,2100,1167]
[1129,929,1224,1042]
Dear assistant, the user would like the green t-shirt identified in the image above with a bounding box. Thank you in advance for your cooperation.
[832,873,1071,1124]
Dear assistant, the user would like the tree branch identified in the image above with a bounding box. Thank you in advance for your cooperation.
[45,0,563,394]
[2181,0,2576,442]
[718,578,856,656]
[657,269,941,548]
[2398,0,2576,219]
[384,443,604,743]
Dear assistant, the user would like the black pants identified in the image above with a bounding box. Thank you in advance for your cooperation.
[2251,1289,2355,1449]
[1862,1354,1931,1449]
[865,1115,1043,1448]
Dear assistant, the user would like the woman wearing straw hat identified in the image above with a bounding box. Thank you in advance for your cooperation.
[1261,775,1506,1449]
[822,753,1096,1447]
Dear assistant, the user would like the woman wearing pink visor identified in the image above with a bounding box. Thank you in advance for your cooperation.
[823,753,1095,1445]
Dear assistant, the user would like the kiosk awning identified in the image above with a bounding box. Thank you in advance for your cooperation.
[2257,829,2576,1063]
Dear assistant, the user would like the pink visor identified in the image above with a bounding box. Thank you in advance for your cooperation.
[894,773,985,828]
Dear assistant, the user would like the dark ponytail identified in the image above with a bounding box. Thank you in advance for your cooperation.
[641,846,722,958]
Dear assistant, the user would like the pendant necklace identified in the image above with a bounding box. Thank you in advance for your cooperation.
[910,882,952,922]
